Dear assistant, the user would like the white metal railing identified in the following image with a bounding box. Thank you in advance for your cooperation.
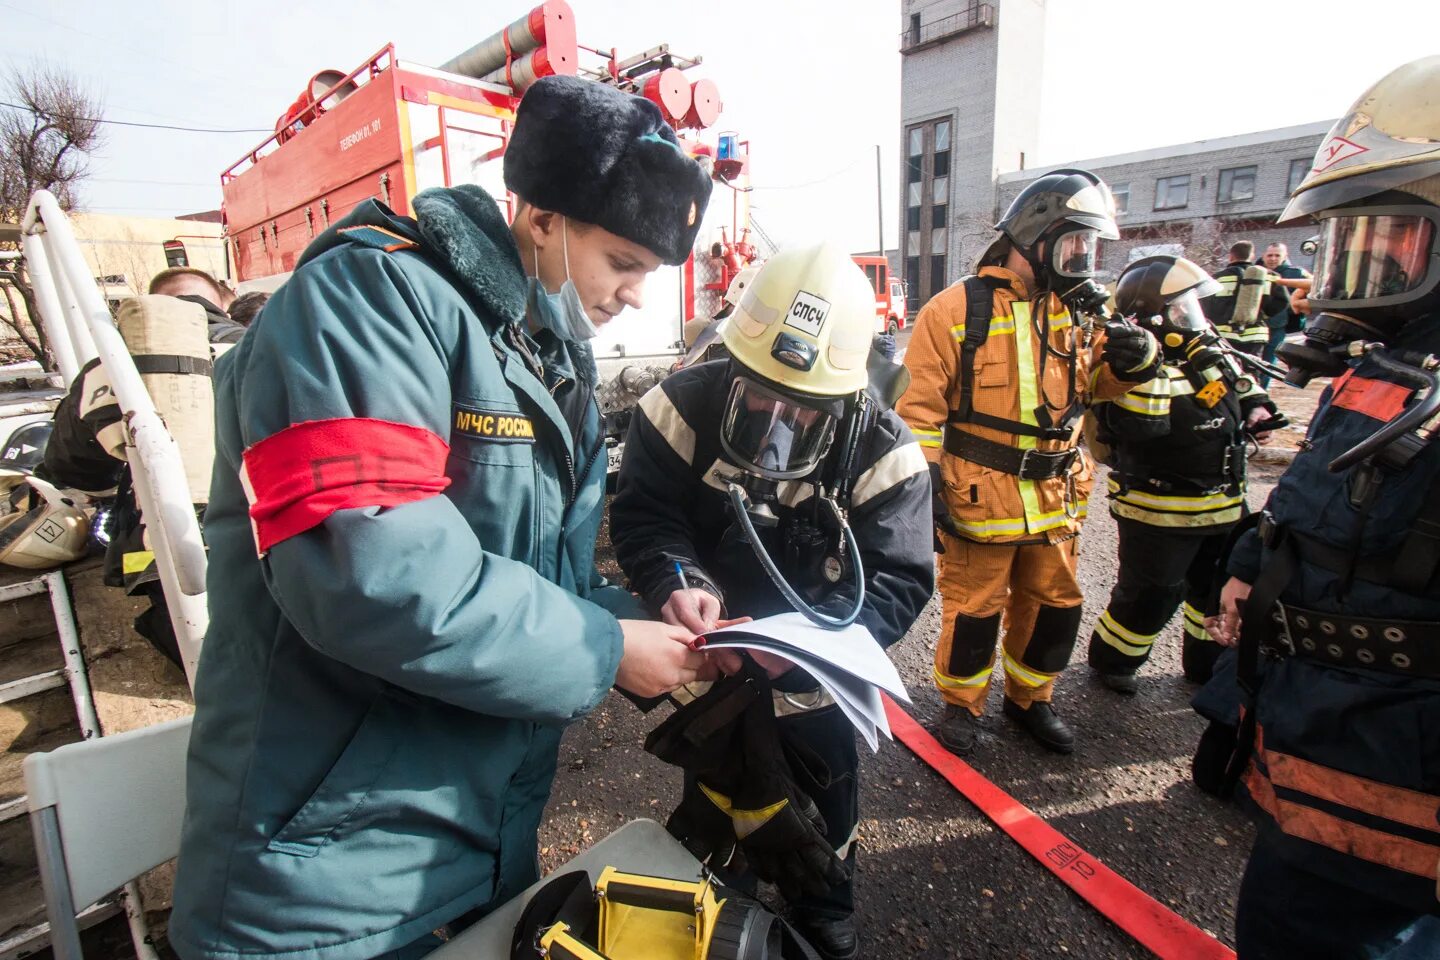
[21,189,208,688]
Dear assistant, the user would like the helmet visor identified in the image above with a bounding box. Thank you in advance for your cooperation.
[1051,228,1101,279]
[720,377,837,480]
[1311,213,1436,305]
[1165,289,1210,333]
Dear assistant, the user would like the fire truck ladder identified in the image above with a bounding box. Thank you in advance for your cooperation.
[0,574,158,960]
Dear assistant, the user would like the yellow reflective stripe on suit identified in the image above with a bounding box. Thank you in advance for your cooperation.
[1094,611,1159,657]
[934,665,993,689]
[914,427,943,449]
[1183,602,1209,639]
[1002,650,1056,688]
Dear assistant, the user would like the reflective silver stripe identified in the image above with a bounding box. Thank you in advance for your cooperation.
[835,821,860,860]
[76,365,117,419]
[639,385,696,466]
[701,458,814,507]
[851,442,927,508]
[671,680,835,716]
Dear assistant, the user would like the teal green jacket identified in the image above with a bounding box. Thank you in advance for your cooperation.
[169,186,640,960]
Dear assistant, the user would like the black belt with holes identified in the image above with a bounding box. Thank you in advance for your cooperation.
[943,427,1079,480]
[1269,604,1440,678]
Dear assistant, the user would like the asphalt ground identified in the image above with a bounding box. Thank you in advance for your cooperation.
[538,339,1320,960]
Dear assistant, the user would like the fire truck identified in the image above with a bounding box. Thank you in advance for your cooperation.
[851,254,907,336]
[218,1,761,470]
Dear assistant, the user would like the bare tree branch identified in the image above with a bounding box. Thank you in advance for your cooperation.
[0,63,104,369]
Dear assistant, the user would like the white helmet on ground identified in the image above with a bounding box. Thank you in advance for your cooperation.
[0,476,90,570]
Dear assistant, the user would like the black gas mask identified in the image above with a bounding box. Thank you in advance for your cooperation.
[1131,289,1224,368]
[717,368,880,630]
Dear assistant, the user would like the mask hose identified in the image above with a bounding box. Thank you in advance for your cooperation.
[726,482,866,629]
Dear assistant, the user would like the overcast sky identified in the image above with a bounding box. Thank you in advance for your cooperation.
[5,0,1438,254]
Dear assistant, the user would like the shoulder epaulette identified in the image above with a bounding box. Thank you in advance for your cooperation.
[337,224,421,253]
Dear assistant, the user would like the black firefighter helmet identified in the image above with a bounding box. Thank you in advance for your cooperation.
[992,168,1119,293]
[1114,255,1222,361]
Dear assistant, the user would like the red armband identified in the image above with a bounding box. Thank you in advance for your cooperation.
[240,418,451,555]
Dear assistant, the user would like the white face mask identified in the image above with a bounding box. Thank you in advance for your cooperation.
[526,217,597,342]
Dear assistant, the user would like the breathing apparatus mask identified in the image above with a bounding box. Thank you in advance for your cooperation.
[1279,200,1440,387]
[1132,289,1225,368]
[526,216,599,342]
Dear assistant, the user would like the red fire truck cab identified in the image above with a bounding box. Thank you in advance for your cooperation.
[851,255,906,336]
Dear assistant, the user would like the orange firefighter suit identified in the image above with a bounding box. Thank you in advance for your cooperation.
[899,267,1146,713]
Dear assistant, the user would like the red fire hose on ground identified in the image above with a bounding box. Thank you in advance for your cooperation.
[883,697,1236,960]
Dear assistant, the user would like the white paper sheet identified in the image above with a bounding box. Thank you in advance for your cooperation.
[700,613,910,752]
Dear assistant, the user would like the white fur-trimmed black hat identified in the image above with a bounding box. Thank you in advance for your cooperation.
[504,76,713,266]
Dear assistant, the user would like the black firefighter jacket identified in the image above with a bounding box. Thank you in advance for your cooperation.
[610,360,935,657]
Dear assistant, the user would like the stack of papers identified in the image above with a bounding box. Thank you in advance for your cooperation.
[702,613,911,751]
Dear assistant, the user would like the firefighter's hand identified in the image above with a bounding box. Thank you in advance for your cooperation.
[1102,320,1160,380]
[701,618,755,676]
[710,643,792,679]
[1246,406,1275,446]
[1206,578,1252,648]
[1289,279,1312,316]
[615,620,715,697]
[662,588,723,635]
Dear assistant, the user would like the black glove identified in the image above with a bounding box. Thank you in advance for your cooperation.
[1101,319,1159,381]
[645,670,850,900]
[929,462,960,553]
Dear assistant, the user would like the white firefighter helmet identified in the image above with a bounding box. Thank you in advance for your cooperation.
[1281,56,1440,224]
[0,476,90,570]
[717,243,875,480]
[720,242,874,396]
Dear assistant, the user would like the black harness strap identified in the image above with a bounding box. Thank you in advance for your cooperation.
[132,354,214,377]
[954,275,1006,421]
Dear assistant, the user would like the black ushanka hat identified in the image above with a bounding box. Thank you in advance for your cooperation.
[503,75,714,266]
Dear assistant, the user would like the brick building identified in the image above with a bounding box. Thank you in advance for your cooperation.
[899,0,1328,310]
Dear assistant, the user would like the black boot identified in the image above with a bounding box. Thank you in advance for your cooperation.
[1182,636,1223,684]
[1002,697,1075,754]
[936,703,980,756]
[793,915,858,960]
[1093,668,1139,695]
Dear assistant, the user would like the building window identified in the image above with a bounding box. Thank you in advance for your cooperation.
[907,231,921,256]
[907,127,923,184]
[1111,182,1130,215]
[1154,174,1190,211]
[930,255,946,298]
[1287,157,1310,195]
[931,228,946,255]
[933,120,951,179]
[932,203,947,229]
[909,13,921,47]
[1218,165,1257,203]
[906,256,921,311]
